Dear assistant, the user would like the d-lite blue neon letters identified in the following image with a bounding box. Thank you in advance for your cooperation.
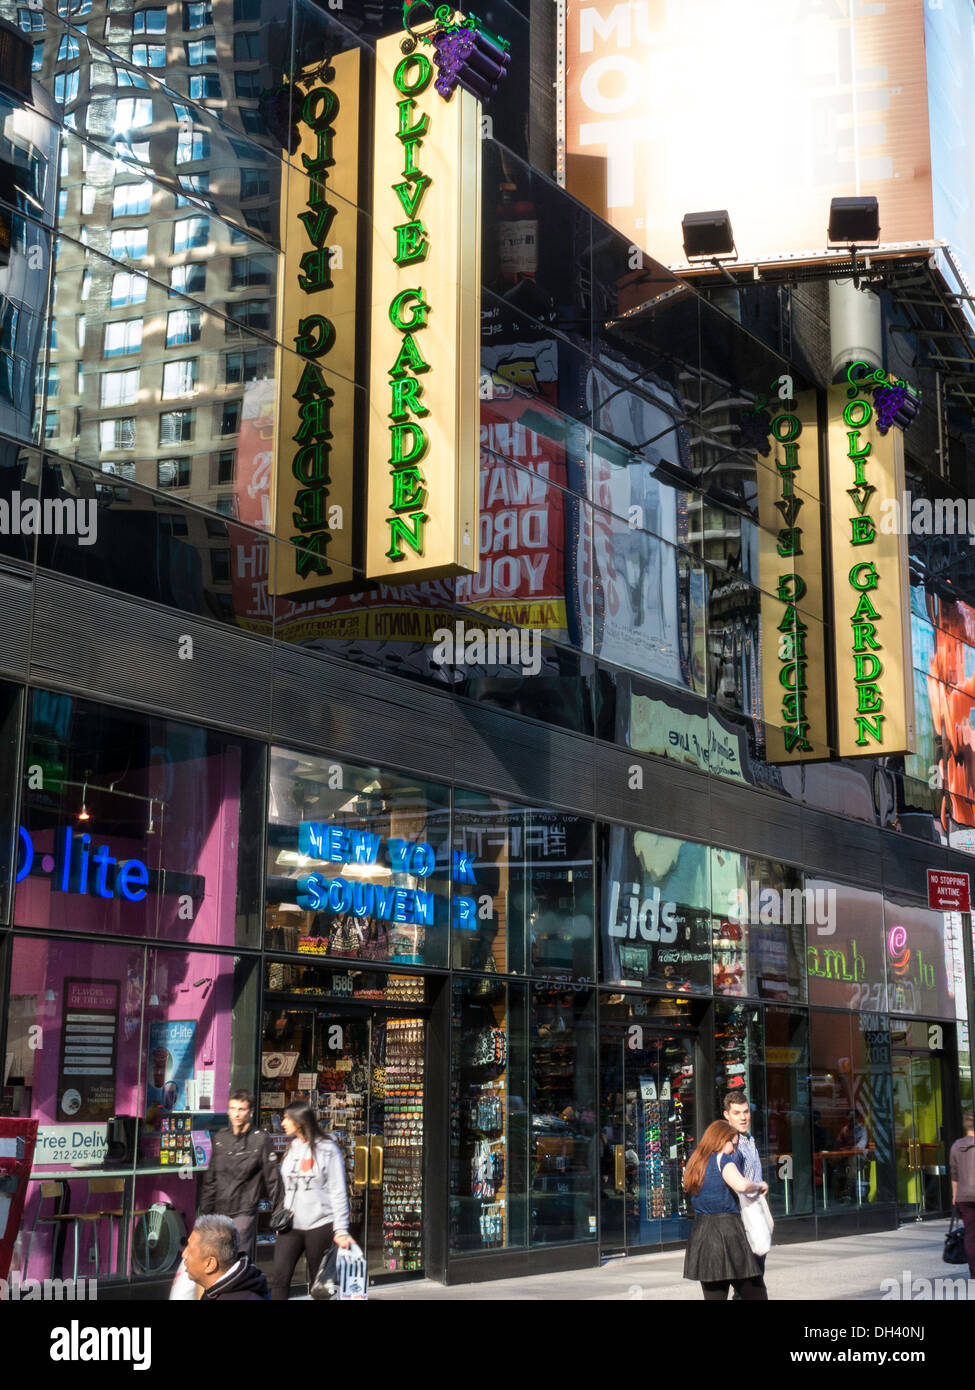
[295,823,479,927]
[16,825,149,902]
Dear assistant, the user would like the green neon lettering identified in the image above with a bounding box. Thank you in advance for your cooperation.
[301,126,335,173]
[394,220,429,265]
[846,429,871,460]
[388,422,427,466]
[783,725,812,753]
[298,247,333,292]
[389,289,430,332]
[390,333,430,377]
[292,487,329,530]
[856,683,882,714]
[846,484,876,515]
[854,652,883,681]
[776,527,802,557]
[389,375,429,422]
[394,57,432,97]
[851,622,881,653]
[293,361,329,402]
[776,573,806,602]
[301,87,339,130]
[385,511,428,561]
[293,394,334,444]
[771,413,801,442]
[292,531,331,577]
[854,713,885,746]
[294,315,335,357]
[849,561,879,591]
[850,515,876,545]
[851,591,880,622]
[843,399,873,429]
[297,204,337,249]
[778,662,807,691]
[390,467,427,511]
[291,443,331,484]
[393,174,431,221]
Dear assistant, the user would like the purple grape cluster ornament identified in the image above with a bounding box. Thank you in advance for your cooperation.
[873,383,907,435]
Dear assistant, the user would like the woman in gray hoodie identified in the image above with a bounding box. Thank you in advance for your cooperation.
[270,1101,352,1300]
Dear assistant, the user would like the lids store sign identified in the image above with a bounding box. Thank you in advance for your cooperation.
[365,31,481,581]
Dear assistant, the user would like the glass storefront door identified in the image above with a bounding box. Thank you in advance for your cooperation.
[258,1002,425,1280]
[891,1026,949,1221]
[599,1006,696,1252]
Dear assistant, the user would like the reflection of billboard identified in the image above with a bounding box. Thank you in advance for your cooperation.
[468,338,573,637]
[601,826,711,994]
[562,0,935,268]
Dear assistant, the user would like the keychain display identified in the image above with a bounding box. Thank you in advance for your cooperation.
[382,1018,424,1272]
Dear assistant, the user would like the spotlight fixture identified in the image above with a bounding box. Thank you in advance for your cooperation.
[681,210,737,263]
[827,196,880,247]
[827,196,880,289]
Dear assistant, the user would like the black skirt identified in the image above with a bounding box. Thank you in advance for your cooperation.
[682,1212,763,1282]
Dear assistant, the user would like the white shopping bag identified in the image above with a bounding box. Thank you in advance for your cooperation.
[169,1261,202,1301]
[336,1242,368,1300]
[739,1192,774,1257]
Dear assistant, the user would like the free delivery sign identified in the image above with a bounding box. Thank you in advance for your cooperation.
[34,1124,109,1167]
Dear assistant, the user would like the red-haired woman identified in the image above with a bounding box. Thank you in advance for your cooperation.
[682,1120,769,1300]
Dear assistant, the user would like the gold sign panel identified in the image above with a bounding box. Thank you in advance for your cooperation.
[827,373,915,758]
[270,49,361,596]
[757,391,829,762]
[366,30,481,582]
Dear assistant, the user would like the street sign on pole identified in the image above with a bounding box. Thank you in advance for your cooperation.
[927,870,971,913]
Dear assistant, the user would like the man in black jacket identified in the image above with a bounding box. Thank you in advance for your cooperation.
[200,1090,282,1258]
[184,1215,269,1302]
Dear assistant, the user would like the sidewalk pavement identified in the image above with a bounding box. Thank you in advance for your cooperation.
[369,1220,966,1300]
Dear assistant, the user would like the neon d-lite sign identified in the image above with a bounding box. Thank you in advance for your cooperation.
[16,825,149,901]
[295,822,479,927]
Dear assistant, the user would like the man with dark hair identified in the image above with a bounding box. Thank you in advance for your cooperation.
[723,1090,768,1298]
[200,1090,282,1259]
[183,1215,269,1301]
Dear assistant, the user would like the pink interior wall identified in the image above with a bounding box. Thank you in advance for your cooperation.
[14,751,242,945]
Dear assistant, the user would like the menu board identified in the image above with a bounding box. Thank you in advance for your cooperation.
[57,979,119,1123]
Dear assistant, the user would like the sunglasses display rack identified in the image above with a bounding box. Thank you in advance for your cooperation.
[639,1053,692,1222]
[382,1017,424,1272]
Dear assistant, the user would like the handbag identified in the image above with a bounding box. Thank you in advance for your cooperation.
[739,1191,774,1256]
[943,1211,968,1265]
[269,1207,293,1234]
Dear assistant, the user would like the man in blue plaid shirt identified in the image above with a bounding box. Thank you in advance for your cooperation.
[724,1090,768,1297]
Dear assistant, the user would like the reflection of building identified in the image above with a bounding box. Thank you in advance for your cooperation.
[0,0,973,1297]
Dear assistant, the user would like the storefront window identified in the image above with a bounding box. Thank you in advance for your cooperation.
[530,986,596,1245]
[883,895,958,1019]
[449,977,528,1253]
[809,1010,895,1213]
[15,690,265,946]
[266,749,450,969]
[764,1007,812,1218]
[806,880,886,1013]
[710,849,806,1001]
[4,935,258,1283]
[600,826,711,994]
[451,790,527,975]
[527,811,594,981]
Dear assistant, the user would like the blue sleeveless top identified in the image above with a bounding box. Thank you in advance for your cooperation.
[691,1152,740,1215]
